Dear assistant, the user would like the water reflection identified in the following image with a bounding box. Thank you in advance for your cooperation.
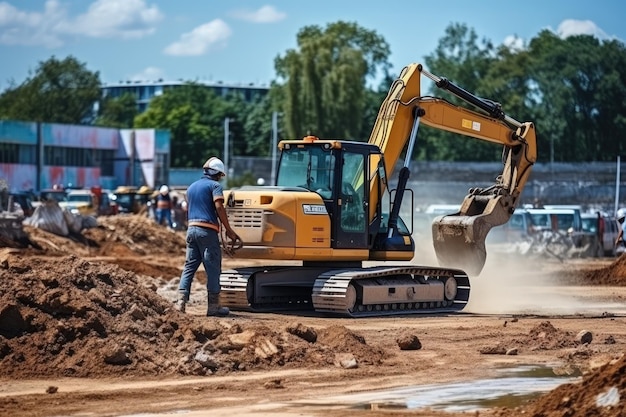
[299,365,580,413]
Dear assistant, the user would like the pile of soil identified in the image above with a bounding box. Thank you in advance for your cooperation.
[0,253,385,378]
[478,321,580,356]
[520,354,626,416]
[580,256,626,286]
[21,214,186,258]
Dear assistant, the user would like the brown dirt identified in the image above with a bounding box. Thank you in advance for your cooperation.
[579,255,626,286]
[1,214,625,417]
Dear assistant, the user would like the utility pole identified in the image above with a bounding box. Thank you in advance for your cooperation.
[271,111,279,185]
[224,117,230,188]
[615,155,621,215]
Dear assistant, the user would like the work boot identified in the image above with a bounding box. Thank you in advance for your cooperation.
[207,292,229,317]
[174,293,186,313]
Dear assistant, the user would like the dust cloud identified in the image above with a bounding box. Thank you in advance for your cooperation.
[465,250,624,316]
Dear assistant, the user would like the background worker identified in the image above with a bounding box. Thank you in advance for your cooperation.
[175,157,241,316]
[155,185,173,228]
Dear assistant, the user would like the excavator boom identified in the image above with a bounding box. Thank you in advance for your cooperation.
[367,63,536,275]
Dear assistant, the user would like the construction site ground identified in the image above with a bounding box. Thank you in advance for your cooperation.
[1,214,626,417]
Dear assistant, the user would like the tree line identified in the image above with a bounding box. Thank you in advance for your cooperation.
[1,21,625,169]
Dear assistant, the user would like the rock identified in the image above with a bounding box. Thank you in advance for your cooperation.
[577,330,593,345]
[46,386,58,394]
[0,304,28,338]
[334,353,358,369]
[479,345,507,355]
[103,345,131,365]
[87,288,107,305]
[194,351,218,370]
[263,379,284,389]
[286,323,317,343]
[228,330,256,347]
[254,338,279,359]
[129,304,146,320]
[396,334,422,350]
[505,348,519,355]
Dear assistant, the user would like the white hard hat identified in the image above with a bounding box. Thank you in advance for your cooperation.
[618,208,626,220]
[160,185,169,194]
[203,157,226,176]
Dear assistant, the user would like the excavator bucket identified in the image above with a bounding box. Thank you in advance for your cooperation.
[431,194,513,276]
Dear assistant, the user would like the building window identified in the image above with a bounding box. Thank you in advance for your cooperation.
[0,143,36,164]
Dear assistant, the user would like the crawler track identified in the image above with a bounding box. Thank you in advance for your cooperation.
[220,265,470,318]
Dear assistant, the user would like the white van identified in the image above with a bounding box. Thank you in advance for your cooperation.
[487,208,533,244]
[526,208,582,234]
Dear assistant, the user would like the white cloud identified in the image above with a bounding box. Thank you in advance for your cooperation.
[128,66,165,82]
[0,0,163,48]
[163,19,232,56]
[557,19,608,39]
[64,0,163,39]
[230,5,286,23]
[503,35,524,51]
[0,0,66,47]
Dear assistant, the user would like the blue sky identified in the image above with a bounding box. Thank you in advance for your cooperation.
[0,0,624,92]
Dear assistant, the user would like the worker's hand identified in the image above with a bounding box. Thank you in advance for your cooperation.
[226,229,241,242]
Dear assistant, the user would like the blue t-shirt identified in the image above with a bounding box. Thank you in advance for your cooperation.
[186,175,224,227]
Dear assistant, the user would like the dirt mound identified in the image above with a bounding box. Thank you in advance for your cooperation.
[19,214,186,258]
[317,325,385,365]
[580,255,626,286]
[480,321,579,355]
[522,321,578,350]
[0,254,386,378]
[523,354,626,416]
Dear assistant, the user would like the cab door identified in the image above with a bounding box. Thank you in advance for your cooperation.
[333,150,368,249]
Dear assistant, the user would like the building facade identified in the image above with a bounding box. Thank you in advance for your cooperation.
[0,120,170,192]
[101,80,270,112]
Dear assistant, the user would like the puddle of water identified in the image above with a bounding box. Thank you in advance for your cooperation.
[297,365,580,413]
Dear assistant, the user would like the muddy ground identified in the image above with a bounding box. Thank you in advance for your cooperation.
[1,214,626,417]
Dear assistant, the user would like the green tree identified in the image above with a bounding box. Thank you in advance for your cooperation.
[94,93,138,128]
[422,23,500,161]
[0,55,101,124]
[528,31,626,162]
[360,73,396,140]
[274,21,391,139]
[134,84,266,169]
[242,93,280,157]
[135,84,218,168]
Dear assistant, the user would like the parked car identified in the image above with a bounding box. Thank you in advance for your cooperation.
[581,212,620,257]
[60,189,98,216]
[39,188,68,204]
[487,208,534,244]
[9,191,36,217]
[526,207,583,234]
[112,185,154,214]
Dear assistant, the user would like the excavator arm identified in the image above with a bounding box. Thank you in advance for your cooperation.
[368,63,537,275]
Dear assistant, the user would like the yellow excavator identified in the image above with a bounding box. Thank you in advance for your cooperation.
[220,63,537,317]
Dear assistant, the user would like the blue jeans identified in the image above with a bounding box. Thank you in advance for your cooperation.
[178,226,222,300]
[156,208,172,227]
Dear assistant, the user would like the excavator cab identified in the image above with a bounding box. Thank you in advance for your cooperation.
[276,136,414,256]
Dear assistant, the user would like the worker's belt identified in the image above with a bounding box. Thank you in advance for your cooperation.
[188,221,219,232]
[157,202,171,209]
